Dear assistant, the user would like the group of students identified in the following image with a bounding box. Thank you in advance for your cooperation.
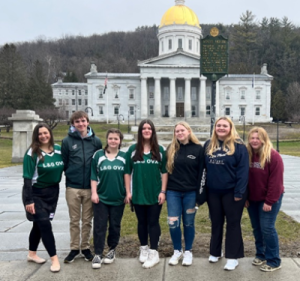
[22,111,284,273]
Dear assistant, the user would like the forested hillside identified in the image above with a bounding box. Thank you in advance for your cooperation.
[1,11,300,121]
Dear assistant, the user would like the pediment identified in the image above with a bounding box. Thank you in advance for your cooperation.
[138,51,200,67]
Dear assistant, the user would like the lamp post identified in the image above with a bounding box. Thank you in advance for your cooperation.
[276,120,280,152]
[75,86,78,111]
[239,115,246,141]
[117,114,124,130]
[134,106,139,126]
[127,110,130,133]
[85,107,93,116]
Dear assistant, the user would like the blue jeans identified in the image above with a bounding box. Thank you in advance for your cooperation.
[166,190,197,251]
[247,194,283,267]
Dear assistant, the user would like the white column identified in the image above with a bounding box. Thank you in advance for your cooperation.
[199,75,207,118]
[141,77,148,119]
[169,78,176,118]
[216,80,220,117]
[184,78,191,118]
[154,78,161,117]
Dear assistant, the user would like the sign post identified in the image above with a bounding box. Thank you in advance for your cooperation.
[200,27,228,135]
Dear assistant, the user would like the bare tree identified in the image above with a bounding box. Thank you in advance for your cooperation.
[36,107,66,129]
[286,82,300,120]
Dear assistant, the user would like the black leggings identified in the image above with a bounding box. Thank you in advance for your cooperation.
[134,204,162,250]
[29,220,56,257]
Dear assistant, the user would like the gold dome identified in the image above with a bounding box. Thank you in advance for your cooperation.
[159,2,200,28]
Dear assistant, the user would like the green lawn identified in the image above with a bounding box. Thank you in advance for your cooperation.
[120,203,300,242]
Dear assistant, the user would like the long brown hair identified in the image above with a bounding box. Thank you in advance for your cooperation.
[104,128,124,153]
[247,127,273,169]
[132,119,161,162]
[30,123,54,161]
[207,116,242,156]
[166,121,201,174]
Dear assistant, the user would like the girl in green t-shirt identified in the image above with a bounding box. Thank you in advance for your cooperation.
[91,128,126,269]
[124,119,168,269]
[22,123,64,273]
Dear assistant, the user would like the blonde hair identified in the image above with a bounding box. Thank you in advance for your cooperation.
[166,122,200,174]
[207,116,242,156]
[247,127,273,169]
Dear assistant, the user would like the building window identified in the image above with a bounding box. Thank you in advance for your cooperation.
[129,106,134,115]
[255,107,260,115]
[149,105,154,115]
[161,41,164,52]
[189,39,192,50]
[114,106,119,115]
[164,105,169,117]
[206,105,210,116]
[78,90,81,95]
[114,89,119,99]
[197,41,199,53]
[192,106,196,117]
[85,99,88,106]
[59,91,61,95]
[168,39,172,50]
[59,99,62,106]
[72,99,75,105]
[72,90,75,95]
[163,87,169,101]
[177,87,183,100]
[65,99,69,105]
[191,87,197,101]
[206,90,211,100]
[99,106,103,115]
[85,90,88,95]
[178,38,182,49]
[225,92,230,100]
[129,89,134,99]
[149,85,154,99]
[225,107,230,115]
[78,99,82,106]
[66,90,69,95]
[240,107,245,116]
[66,111,69,119]
[256,90,261,99]
[240,90,245,99]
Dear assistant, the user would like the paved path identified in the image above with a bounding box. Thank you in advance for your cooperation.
[0,155,300,280]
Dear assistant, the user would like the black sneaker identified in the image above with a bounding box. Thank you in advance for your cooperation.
[103,249,115,264]
[82,249,93,261]
[64,250,80,263]
[92,255,102,269]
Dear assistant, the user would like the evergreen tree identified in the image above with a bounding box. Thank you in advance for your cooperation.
[63,71,79,82]
[22,60,55,109]
[0,44,27,109]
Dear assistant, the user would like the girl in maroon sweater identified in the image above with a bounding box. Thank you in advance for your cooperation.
[246,127,284,272]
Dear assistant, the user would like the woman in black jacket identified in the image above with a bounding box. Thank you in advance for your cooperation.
[166,121,204,266]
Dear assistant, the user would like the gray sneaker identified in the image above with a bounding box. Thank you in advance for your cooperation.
[92,255,102,269]
[252,258,266,266]
[103,249,115,264]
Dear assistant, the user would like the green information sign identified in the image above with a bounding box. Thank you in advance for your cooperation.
[200,31,228,81]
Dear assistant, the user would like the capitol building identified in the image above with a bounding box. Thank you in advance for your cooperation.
[52,0,273,124]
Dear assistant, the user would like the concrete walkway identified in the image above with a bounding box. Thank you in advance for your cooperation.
[0,155,300,280]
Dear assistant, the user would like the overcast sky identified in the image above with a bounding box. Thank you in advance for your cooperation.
[1,0,299,46]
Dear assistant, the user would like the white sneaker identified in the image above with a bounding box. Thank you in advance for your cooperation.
[182,251,193,266]
[139,245,149,263]
[92,255,102,269]
[208,253,223,263]
[224,259,239,270]
[142,249,160,269]
[169,250,183,265]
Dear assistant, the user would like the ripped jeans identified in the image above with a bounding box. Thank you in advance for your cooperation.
[166,190,197,251]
